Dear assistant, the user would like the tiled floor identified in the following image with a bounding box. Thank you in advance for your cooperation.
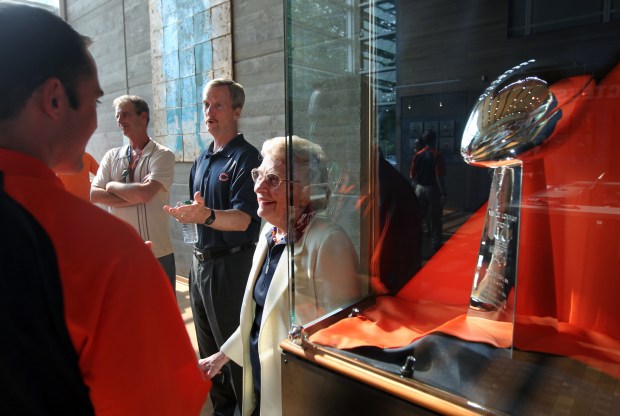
[175,278,213,415]
[175,278,199,356]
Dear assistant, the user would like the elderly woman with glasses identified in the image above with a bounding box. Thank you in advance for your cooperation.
[199,135,362,416]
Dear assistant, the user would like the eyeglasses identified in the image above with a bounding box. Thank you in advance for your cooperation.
[251,168,300,188]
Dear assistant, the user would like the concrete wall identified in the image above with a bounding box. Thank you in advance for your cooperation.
[233,0,286,144]
[66,0,286,277]
[67,0,154,162]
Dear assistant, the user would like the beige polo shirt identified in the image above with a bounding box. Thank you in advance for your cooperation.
[92,140,175,258]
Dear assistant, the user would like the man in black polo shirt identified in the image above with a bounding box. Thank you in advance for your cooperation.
[410,130,447,254]
[165,78,261,416]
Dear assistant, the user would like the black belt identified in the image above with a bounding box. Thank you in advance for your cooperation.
[193,243,256,262]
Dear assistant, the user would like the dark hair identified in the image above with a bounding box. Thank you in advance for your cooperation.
[113,95,151,126]
[0,4,94,120]
[422,130,437,146]
[205,78,245,109]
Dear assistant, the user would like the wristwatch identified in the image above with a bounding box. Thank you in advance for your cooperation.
[204,207,216,226]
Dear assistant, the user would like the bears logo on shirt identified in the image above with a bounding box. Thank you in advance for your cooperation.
[219,173,230,182]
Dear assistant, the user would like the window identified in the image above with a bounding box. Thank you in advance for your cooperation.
[12,0,62,17]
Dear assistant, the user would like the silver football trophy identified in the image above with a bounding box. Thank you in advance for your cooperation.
[461,60,564,323]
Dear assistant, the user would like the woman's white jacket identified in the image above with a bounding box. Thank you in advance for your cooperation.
[220,218,361,416]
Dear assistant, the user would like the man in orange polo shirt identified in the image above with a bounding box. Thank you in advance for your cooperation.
[57,151,99,201]
[0,4,210,414]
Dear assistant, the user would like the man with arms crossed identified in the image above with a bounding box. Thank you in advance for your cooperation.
[166,79,261,416]
[91,95,177,290]
[0,4,209,413]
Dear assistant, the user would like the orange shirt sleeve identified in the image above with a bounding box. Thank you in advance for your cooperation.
[85,152,99,176]
[69,236,210,415]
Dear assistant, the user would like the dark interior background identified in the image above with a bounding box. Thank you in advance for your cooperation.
[386,0,620,212]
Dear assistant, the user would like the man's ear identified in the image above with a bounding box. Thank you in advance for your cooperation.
[233,106,242,121]
[40,78,65,119]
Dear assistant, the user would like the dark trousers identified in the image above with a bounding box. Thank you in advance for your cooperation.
[189,247,255,416]
[157,252,176,292]
[415,184,443,252]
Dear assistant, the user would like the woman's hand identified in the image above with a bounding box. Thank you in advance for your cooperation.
[198,351,230,379]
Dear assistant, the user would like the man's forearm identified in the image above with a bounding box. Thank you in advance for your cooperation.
[207,209,252,232]
[167,202,253,232]
[91,186,136,208]
[105,180,162,205]
[106,182,146,205]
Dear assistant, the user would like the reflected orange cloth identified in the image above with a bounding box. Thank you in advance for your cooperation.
[310,64,620,377]
[309,208,485,349]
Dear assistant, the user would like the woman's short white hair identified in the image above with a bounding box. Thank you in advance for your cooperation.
[261,135,330,210]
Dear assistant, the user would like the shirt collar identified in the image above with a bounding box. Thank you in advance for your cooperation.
[120,139,155,158]
[0,148,63,188]
[264,226,288,247]
[207,133,244,158]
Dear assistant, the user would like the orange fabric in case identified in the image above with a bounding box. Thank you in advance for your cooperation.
[310,64,620,377]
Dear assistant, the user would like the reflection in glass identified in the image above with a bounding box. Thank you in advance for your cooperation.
[284,0,620,413]
[283,136,365,326]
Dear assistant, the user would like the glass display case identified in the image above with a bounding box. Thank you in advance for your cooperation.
[280,1,620,414]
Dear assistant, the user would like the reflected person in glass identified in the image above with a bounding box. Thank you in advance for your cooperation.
[199,136,361,416]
